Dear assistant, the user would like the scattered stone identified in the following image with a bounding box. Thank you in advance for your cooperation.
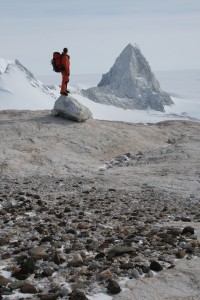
[52,251,61,265]
[13,257,36,280]
[29,246,49,260]
[66,228,77,234]
[0,236,10,246]
[68,290,89,300]
[20,283,37,294]
[108,246,134,257]
[1,252,11,260]
[68,254,83,267]
[182,226,195,235]
[130,268,140,278]
[176,249,186,259]
[42,267,55,277]
[0,275,11,286]
[107,279,121,294]
[150,261,163,272]
[147,270,154,278]
[120,262,134,270]
[95,252,105,259]
[181,217,191,222]
[0,286,13,296]
[98,269,112,280]
[40,235,53,243]
[58,286,70,298]
[166,227,182,236]
[8,280,24,290]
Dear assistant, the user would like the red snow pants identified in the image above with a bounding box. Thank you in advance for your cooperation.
[61,71,69,93]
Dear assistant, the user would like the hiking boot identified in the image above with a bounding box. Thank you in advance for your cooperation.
[66,90,70,94]
[60,92,68,96]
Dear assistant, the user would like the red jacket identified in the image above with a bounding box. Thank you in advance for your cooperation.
[61,53,70,75]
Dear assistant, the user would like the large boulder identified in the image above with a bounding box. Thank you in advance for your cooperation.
[52,94,92,122]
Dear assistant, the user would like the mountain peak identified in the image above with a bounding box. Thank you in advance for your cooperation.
[123,43,139,51]
[121,42,140,53]
[82,43,173,112]
[98,43,153,88]
[15,59,36,81]
[0,58,58,109]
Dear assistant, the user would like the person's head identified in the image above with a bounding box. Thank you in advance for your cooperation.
[63,47,68,53]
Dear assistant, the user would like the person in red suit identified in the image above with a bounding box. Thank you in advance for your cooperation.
[60,47,70,96]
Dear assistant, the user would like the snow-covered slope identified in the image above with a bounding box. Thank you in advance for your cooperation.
[0,59,59,110]
[81,44,173,112]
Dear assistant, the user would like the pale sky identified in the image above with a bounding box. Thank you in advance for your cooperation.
[1,0,200,76]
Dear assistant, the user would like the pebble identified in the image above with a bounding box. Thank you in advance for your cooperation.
[150,261,163,272]
[107,279,121,294]
[29,246,49,260]
[8,280,24,290]
[130,268,140,278]
[176,249,186,259]
[182,226,195,235]
[0,276,11,286]
[20,283,37,294]
[69,290,89,300]
[68,253,83,267]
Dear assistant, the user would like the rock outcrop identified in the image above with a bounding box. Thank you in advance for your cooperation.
[81,43,173,112]
[52,94,92,122]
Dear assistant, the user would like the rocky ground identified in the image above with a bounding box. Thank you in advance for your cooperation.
[0,110,200,299]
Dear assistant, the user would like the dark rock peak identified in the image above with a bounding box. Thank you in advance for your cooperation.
[98,43,157,89]
[81,43,173,112]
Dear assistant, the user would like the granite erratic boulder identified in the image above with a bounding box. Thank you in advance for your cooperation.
[52,94,92,122]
